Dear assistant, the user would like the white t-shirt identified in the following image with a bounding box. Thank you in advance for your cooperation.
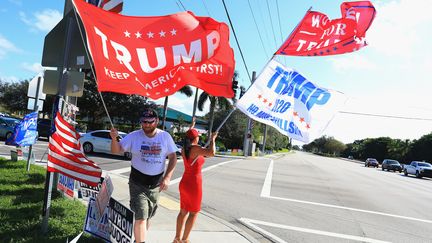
[119,128,177,175]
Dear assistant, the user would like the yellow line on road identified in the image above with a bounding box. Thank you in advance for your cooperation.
[159,196,180,210]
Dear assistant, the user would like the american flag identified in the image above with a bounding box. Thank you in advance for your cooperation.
[47,112,102,187]
[87,0,123,14]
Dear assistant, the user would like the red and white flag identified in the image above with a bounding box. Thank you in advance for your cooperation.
[86,0,123,13]
[48,112,102,187]
[99,0,123,13]
[72,0,235,99]
[275,1,376,56]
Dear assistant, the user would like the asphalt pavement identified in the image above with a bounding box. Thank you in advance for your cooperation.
[0,147,257,243]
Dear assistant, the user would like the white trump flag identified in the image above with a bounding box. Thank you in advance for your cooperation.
[236,59,346,143]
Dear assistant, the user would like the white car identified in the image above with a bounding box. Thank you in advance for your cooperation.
[79,130,131,159]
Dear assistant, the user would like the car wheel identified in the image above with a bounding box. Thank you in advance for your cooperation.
[404,169,408,176]
[399,170,402,173]
[5,132,12,140]
[382,167,384,171]
[416,171,422,178]
[83,142,93,153]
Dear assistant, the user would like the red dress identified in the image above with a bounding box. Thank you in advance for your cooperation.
[179,154,205,212]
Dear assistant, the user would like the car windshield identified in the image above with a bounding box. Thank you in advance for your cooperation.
[2,118,20,126]
[387,160,399,165]
[418,162,432,167]
[369,159,377,162]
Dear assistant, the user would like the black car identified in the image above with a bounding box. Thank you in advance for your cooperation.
[381,159,402,172]
[37,119,52,138]
[365,158,379,167]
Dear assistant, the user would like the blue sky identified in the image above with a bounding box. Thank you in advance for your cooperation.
[1,0,431,144]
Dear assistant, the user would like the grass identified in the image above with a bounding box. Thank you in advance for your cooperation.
[0,158,104,243]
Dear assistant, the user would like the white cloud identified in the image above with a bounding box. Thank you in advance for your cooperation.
[0,34,21,59]
[0,75,19,82]
[328,54,377,72]
[8,0,22,6]
[20,9,62,32]
[21,62,44,73]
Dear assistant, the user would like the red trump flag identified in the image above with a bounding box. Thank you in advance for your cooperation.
[275,1,376,56]
[72,0,235,99]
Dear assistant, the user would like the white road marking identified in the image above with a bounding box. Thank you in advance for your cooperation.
[109,167,131,175]
[239,218,391,243]
[260,159,432,224]
[170,158,243,185]
[267,195,432,224]
[260,159,273,197]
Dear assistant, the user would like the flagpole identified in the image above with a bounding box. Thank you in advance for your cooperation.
[204,107,237,148]
[72,3,115,129]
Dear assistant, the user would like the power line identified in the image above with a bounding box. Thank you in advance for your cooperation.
[265,0,278,49]
[201,0,212,16]
[246,0,270,59]
[176,0,187,11]
[339,111,432,121]
[221,0,252,83]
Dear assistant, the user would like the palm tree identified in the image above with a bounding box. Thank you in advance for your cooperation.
[161,85,193,129]
[197,71,239,140]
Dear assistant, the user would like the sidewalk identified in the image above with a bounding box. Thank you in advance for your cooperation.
[107,171,257,243]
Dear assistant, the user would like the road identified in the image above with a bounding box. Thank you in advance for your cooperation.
[1,141,432,242]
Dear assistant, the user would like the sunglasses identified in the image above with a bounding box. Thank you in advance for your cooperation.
[140,119,156,124]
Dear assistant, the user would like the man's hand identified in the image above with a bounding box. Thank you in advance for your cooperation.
[159,177,170,192]
[110,127,119,140]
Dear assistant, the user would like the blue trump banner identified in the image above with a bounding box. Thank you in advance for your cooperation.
[6,112,38,146]
[236,59,346,143]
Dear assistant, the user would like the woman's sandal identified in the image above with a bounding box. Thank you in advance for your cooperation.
[172,238,181,243]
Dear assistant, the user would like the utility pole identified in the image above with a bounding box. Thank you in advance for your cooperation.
[243,71,256,157]
[26,77,41,172]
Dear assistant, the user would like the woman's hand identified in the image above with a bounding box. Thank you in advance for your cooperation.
[211,132,218,140]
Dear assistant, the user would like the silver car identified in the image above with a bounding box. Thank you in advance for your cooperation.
[0,117,20,140]
[79,130,131,159]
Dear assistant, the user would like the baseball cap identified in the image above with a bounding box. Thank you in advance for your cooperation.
[140,108,158,120]
[186,129,199,139]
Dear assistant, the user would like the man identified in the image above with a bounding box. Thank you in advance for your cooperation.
[110,107,178,243]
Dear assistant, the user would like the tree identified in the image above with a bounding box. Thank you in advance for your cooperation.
[212,109,247,149]
[0,79,29,114]
[198,71,238,140]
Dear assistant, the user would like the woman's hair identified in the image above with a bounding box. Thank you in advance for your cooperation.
[183,136,193,158]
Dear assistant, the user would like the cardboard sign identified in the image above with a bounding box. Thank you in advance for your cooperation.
[84,198,110,242]
[79,177,103,201]
[95,175,113,221]
[57,174,75,198]
[109,197,134,243]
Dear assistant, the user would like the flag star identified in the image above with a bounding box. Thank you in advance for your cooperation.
[326,49,331,53]
[263,98,268,103]
[268,102,272,107]
[124,30,131,38]
[135,31,142,38]
[333,46,338,51]
[159,30,166,37]
[173,83,177,88]
[306,124,310,129]
[293,111,298,116]
[165,88,170,93]
[147,32,154,38]
[146,92,150,96]
[177,78,181,82]
[299,117,305,123]
[258,94,262,99]
[319,51,324,55]
[156,92,160,95]
[170,28,177,36]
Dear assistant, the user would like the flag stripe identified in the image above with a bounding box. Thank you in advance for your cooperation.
[101,0,123,13]
[48,112,101,187]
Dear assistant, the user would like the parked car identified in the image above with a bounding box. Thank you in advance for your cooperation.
[403,161,432,178]
[37,118,52,138]
[79,130,131,159]
[0,116,20,140]
[365,158,379,167]
[381,159,402,172]
[348,155,354,160]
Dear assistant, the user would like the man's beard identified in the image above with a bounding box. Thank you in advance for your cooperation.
[143,126,156,134]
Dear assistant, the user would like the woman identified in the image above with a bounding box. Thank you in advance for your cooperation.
[174,118,218,243]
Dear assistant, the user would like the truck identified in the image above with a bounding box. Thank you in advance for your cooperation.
[403,161,432,178]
